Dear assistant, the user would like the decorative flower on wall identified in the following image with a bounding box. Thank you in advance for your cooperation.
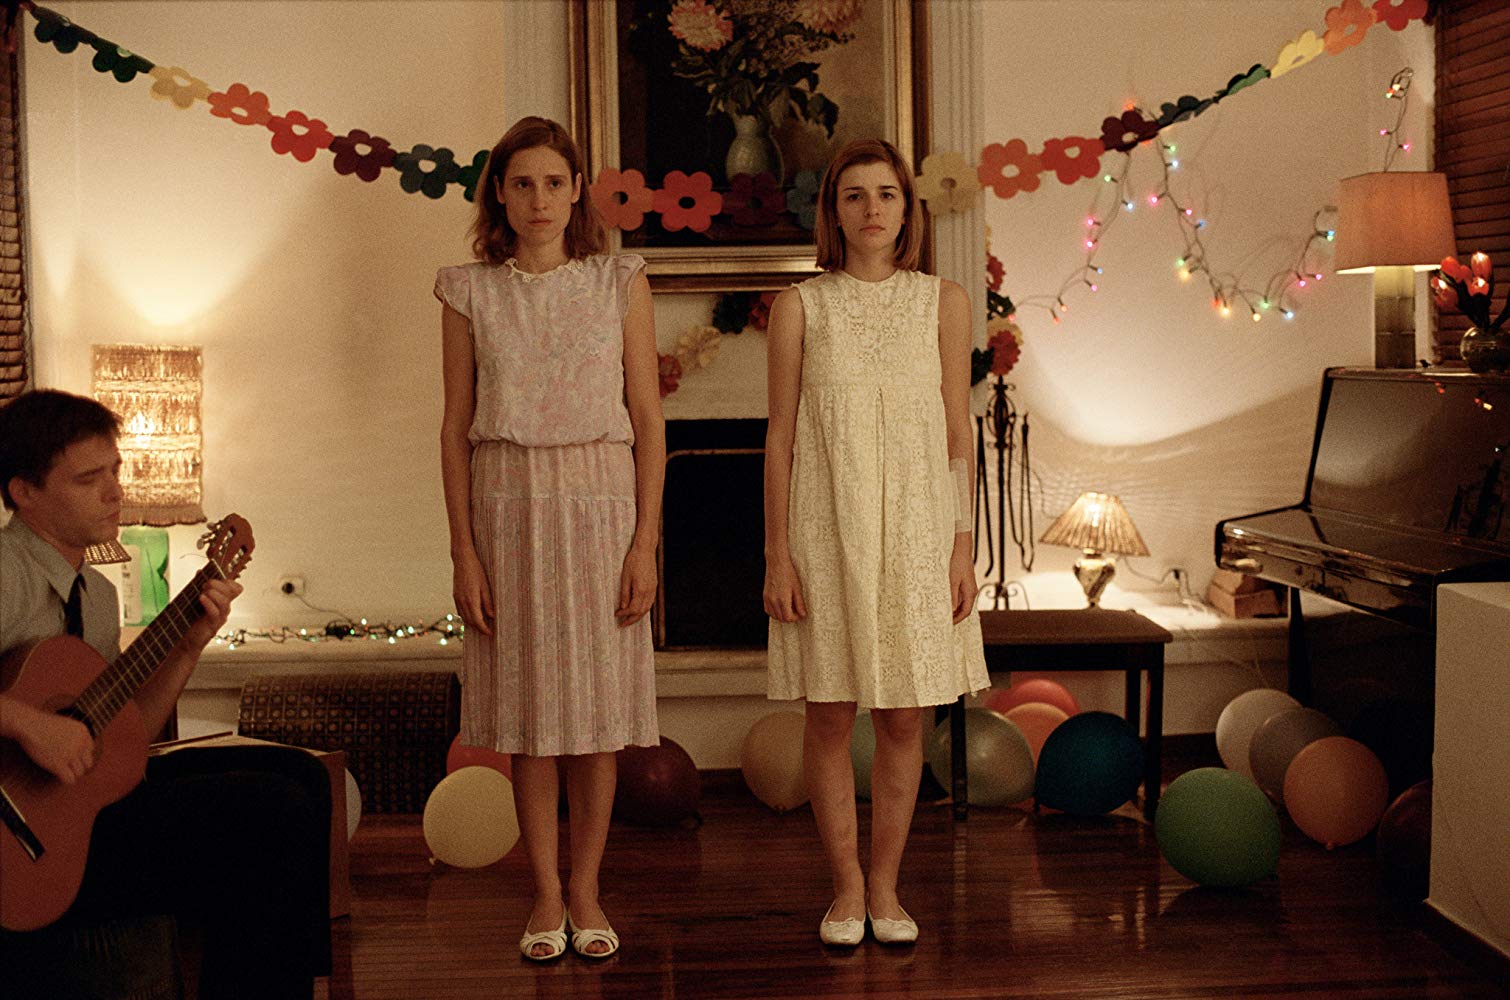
[1040,136,1105,185]
[658,354,684,398]
[89,41,151,83]
[977,140,1042,200]
[1372,0,1427,32]
[986,252,1005,293]
[209,84,272,127]
[675,325,724,371]
[1323,0,1375,55]
[393,145,462,199]
[268,110,335,163]
[986,317,1024,377]
[1099,109,1159,153]
[917,151,982,214]
[1272,30,1325,78]
[591,169,657,231]
[330,129,396,183]
[653,171,724,232]
[786,170,821,230]
[1156,95,1213,128]
[148,65,211,110]
[725,172,785,227]
[458,151,491,203]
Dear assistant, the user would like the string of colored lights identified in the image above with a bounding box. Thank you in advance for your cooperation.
[1378,67,1415,172]
[212,614,466,649]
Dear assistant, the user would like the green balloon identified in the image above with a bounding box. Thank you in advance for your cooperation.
[850,712,877,800]
[1034,711,1143,816]
[1155,767,1281,887]
[926,708,1035,807]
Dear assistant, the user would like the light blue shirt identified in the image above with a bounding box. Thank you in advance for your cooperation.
[0,515,120,664]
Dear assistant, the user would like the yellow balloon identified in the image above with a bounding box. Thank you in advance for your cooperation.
[423,766,520,868]
[741,711,809,812]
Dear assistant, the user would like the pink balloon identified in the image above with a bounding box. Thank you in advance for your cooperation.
[1003,702,1070,763]
[984,678,1080,718]
[446,735,513,780]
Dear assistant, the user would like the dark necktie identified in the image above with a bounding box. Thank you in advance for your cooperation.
[64,575,85,639]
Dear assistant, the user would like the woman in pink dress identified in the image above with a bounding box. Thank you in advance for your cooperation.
[436,117,664,962]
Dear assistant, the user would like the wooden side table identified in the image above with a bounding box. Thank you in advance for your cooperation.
[951,608,1173,821]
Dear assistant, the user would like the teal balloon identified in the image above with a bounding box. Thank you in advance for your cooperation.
[925,708,1035,807]
[1034,711,1143,816]
[850,712,877,800]
[1156,767,1281,887]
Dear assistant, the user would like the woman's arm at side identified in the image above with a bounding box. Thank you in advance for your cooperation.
[440,302,493,635]
[618,272,665,627]
[938,279,979,623]
[763,288,807,622]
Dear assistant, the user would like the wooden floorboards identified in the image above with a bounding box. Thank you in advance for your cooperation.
[318,757,1506,999]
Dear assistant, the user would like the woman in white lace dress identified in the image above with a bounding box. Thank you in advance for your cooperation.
[437,117,664,961]
[764,138,988,946]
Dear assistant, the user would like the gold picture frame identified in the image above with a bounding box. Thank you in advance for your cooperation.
[569,0,930,292]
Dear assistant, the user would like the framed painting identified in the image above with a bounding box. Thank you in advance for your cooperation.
[570,0,929,291]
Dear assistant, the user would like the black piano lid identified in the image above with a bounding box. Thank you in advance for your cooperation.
[1301,368,1509,550]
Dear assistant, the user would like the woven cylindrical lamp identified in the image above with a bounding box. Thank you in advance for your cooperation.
[88,345,205,621]
[1039,492,1148,607]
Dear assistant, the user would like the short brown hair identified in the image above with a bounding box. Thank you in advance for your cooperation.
[471,117,606,265]
[814,138,923,272]
[0,390,120,510]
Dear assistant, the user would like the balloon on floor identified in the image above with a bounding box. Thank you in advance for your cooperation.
[1283,736,1390,849]
[1155,767,1281,887]
[1216,688,1300,780]
[984,677,1080,718]
[1003,702,1070,763]
[925,708,1035,807]
[741,711,809,812]
[1034,711,1143,816]
[615,737,702,827]
[423,766,520,867]
[1375,779,1432,899]
[344,769,362,841]
[1248,706,1343,803]
[445,735,513,780]
[850,711,877,800]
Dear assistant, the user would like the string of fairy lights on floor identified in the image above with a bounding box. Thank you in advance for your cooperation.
[1011,69,1419,329]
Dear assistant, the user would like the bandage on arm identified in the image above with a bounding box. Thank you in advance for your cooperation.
[950,457,971,534]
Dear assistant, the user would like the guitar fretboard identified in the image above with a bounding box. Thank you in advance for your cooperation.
[73,563,222,734]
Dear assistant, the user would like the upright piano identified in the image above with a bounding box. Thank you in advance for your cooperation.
[1216,367,1510,701]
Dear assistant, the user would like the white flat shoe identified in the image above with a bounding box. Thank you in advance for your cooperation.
[519,910,568,961]
[567,910,620,959]
[819,901,865,946]
[868,905,918,945]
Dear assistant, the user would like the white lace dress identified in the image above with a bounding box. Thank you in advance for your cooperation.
[767,268,988,709]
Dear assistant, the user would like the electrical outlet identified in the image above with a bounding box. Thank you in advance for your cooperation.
[277,575,305,597]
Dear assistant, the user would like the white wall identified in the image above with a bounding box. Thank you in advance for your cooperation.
[24,1,1436,632]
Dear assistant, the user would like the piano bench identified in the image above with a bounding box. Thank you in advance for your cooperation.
[952,608,1173,822]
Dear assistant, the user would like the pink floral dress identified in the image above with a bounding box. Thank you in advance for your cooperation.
[434,253,658,756]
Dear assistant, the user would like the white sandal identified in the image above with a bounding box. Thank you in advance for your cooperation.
[868,904,918,945]
[519,910,568,961]
[567,910,620,959]
[819,901,865,946]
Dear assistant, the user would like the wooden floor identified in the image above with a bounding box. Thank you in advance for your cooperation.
[318,753,1506,1000]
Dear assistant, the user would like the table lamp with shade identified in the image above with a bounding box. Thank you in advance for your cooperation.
[1039,491,1148,608]
[1334,171,1456,368]
[86,345,205,626]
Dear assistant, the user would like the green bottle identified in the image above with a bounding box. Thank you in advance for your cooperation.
[121,526,170,626]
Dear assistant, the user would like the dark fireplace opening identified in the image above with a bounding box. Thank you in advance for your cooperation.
[656,419,768,649]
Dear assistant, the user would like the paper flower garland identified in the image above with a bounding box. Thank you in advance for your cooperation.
[268,110,334,163]
[148,66,211,110]
[209,84,272,127]
[1272,30,1326,78]
[330,129,397,183]
[1041,137,1107,186]
[1323,0,1375,54]
[785,170,821,230]
[90,42,152,84]
[674,325,723,370]
[652,171,723,232]
[726,172,785,227]
[1372,0,1427,32]
[977,141,1043,200]
[917,151,982,214]
[657,354,683,398]
[986,317,1024,376]
[592,169,657,231]
[457,151,490,203]
[1100,110,1160,153]
[394,145,461,199]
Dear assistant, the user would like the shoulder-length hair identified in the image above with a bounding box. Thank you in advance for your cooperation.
[470,116,606,265]
[813,138,923,272]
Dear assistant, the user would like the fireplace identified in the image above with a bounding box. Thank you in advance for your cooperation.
[655,419,767,649]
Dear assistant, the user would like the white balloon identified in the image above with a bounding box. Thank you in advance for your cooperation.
[344,769,362,841]
[1216,688,1300,780]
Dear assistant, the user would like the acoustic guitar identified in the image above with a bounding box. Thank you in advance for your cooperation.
[0,514,253,931]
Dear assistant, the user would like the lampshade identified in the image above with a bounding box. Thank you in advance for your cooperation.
[1040,491,1149,556]
[91,344,205,526]
[1334,172,1456,274]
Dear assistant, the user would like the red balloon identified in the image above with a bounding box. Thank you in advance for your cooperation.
[615,737,702,827]
[446,735,512,780]
[984,678,1080,718]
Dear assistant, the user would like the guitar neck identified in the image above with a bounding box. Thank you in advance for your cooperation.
[75,563,221,733]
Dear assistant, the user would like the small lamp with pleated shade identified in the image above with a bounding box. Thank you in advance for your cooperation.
[1039,492,1149,608]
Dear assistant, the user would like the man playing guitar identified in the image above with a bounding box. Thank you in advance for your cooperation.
[0,390,330,999]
